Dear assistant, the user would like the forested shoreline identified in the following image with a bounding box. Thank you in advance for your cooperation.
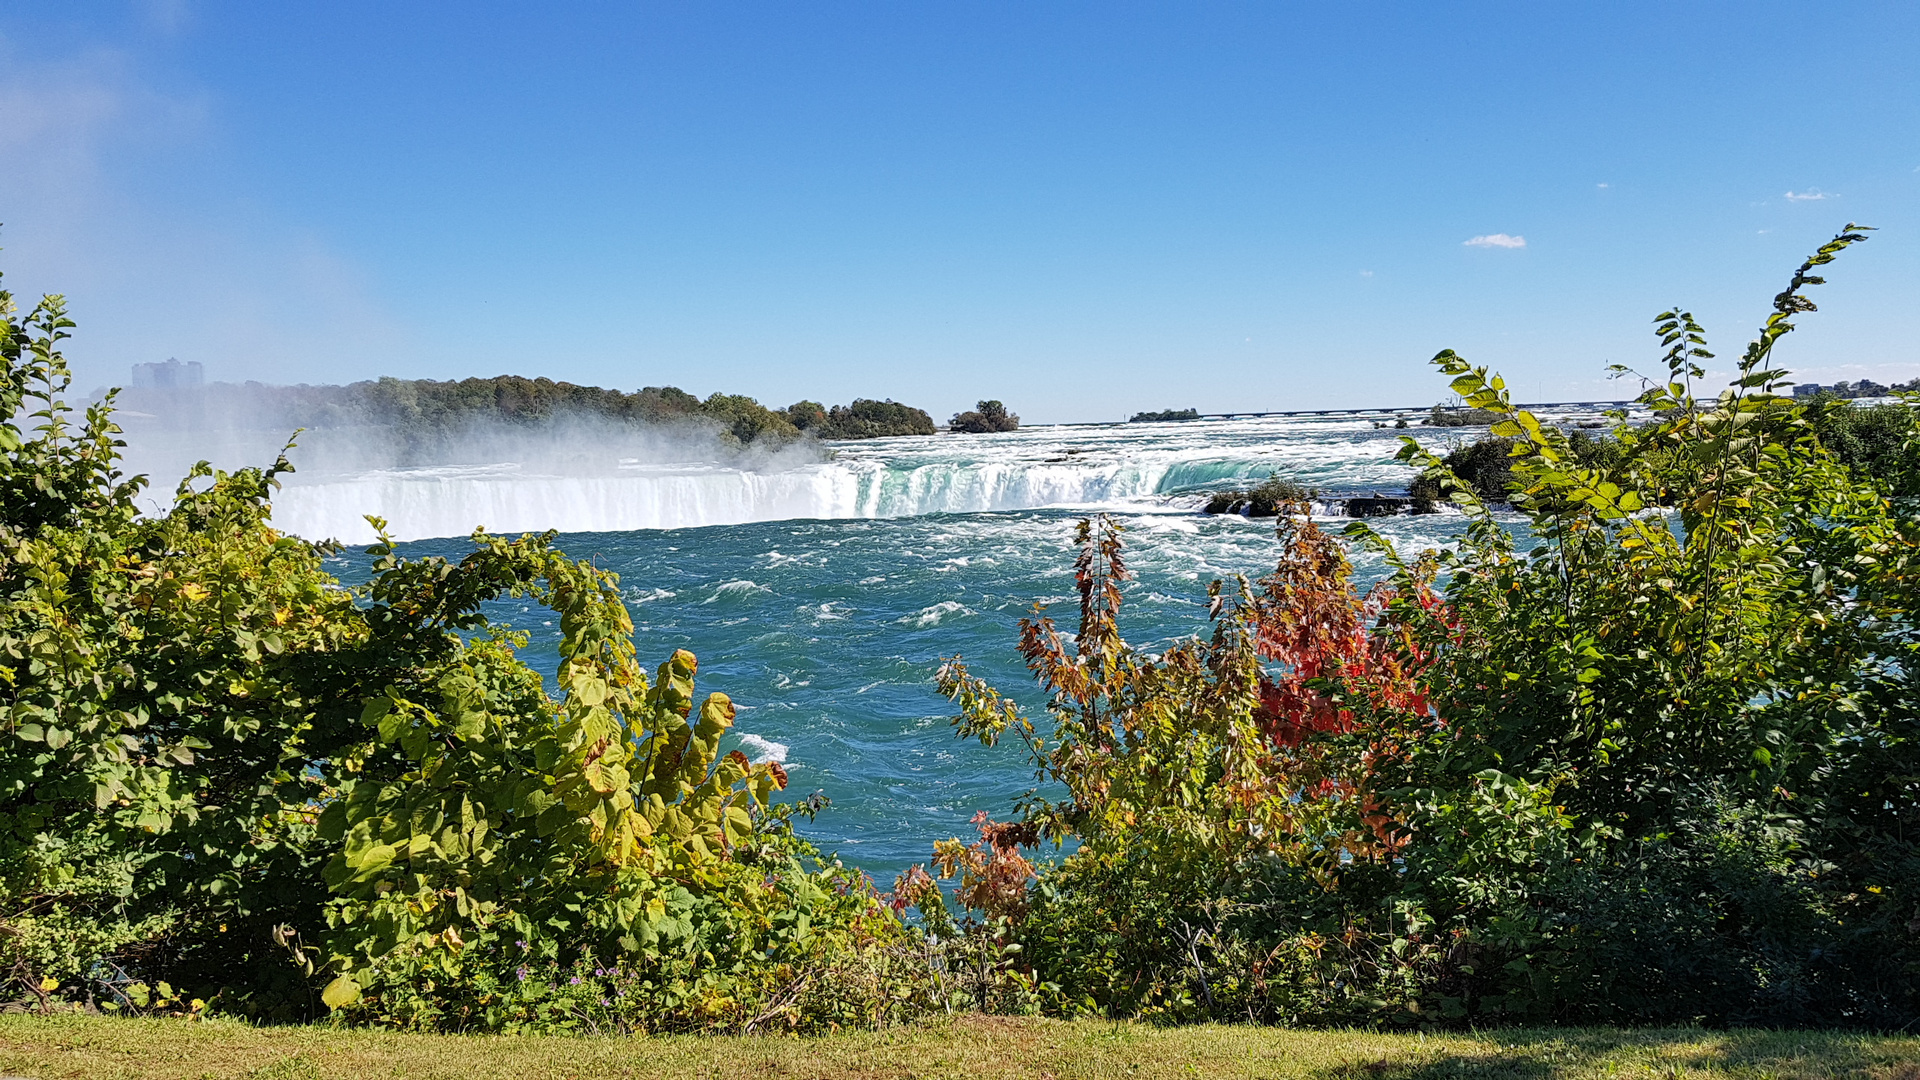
[113,374,942,453]
[6,228,1918,1034]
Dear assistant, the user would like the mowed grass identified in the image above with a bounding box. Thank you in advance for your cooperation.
[2,1014,1917,1080]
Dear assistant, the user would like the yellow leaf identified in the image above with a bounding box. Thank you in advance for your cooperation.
[321,975,362,1009]
[38,976,58,992]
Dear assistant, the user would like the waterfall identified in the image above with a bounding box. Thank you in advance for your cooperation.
[270,457,1200,543]
[235,417,1430,544]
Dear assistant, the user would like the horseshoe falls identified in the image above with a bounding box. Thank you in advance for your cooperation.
[298,414,1533,882]
[272,416,1431,544]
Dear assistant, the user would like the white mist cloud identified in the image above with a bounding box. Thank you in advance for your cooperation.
[1784,189,1833,202]
[1463,233,1526,249]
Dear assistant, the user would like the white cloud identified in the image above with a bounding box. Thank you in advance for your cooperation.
[1784,189,1833,202]
[0,40,411,391]
[1463,233,1526,249]
[1359,269,1373,277]
[1596,182,1609,189]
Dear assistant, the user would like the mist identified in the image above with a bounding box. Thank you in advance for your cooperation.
[111,384,834,544]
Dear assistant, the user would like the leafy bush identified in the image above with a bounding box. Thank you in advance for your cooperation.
[1808,394,1920,498]
[1203,474,1318,516]
[932,225,1920,1028]
[0,266,911,1031]
[1406,437,1518,505]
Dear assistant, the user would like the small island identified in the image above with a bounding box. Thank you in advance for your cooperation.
[949,399,1021,433]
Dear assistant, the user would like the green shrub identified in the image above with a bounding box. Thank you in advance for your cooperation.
[0,265,909,1031]
[934,226,1920,1029]
[1808,394,1920,498]
[1407,437,1517,505]
[1203,474,1317,516]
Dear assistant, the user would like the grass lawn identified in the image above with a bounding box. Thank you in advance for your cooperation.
[0,1014,1915,1080]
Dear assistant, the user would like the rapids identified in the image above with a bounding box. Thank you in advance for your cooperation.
[303,414,1566,882]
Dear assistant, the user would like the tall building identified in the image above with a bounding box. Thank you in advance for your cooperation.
[131,358,204,389]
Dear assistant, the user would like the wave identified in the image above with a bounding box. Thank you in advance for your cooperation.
[899,601,975,628]
[735,732,790,765]
[704,579,772,603]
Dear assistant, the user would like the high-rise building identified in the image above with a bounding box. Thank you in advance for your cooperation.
[131,358,204,389]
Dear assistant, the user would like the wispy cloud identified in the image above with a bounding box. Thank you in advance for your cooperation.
[0,42,410,390]
[1359,269,1374,278]
[1464,233,1526,249]
[1784,189,1833,202]
[1596,182,1609,189]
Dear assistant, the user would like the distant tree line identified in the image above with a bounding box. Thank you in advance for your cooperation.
[1793,377,1920,398]
[117,375,944,451]
[1128,408,1200,423]
[783,398,937,439]
[1410,396,1920,508]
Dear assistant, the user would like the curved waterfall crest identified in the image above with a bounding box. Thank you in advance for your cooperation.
[135,415,1442,544]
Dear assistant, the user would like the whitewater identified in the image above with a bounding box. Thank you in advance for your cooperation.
[269,413,1442,544]
[285,413,1566,882]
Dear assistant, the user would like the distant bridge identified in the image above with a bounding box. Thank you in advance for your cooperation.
[1186,400,1638,420]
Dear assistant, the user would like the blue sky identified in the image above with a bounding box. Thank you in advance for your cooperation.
[0,2,1914,422]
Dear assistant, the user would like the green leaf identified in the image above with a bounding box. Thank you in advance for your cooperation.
[571,673,608,707]
[451,709,486,742]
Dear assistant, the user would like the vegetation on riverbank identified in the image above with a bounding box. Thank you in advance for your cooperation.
[117,375,807,451]
[7,228,1918,1039]
[1129,407,1201,422]
[6,1014,1918,1080]
[115,376,951,460]
[927,226,1920,1028]
[0,272,926,1033]
[1411,394,1918,507]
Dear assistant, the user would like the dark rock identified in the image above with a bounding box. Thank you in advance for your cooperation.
[1344,495,1410,517]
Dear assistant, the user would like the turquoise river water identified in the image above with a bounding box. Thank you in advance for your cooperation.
[290,412,1586,884]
